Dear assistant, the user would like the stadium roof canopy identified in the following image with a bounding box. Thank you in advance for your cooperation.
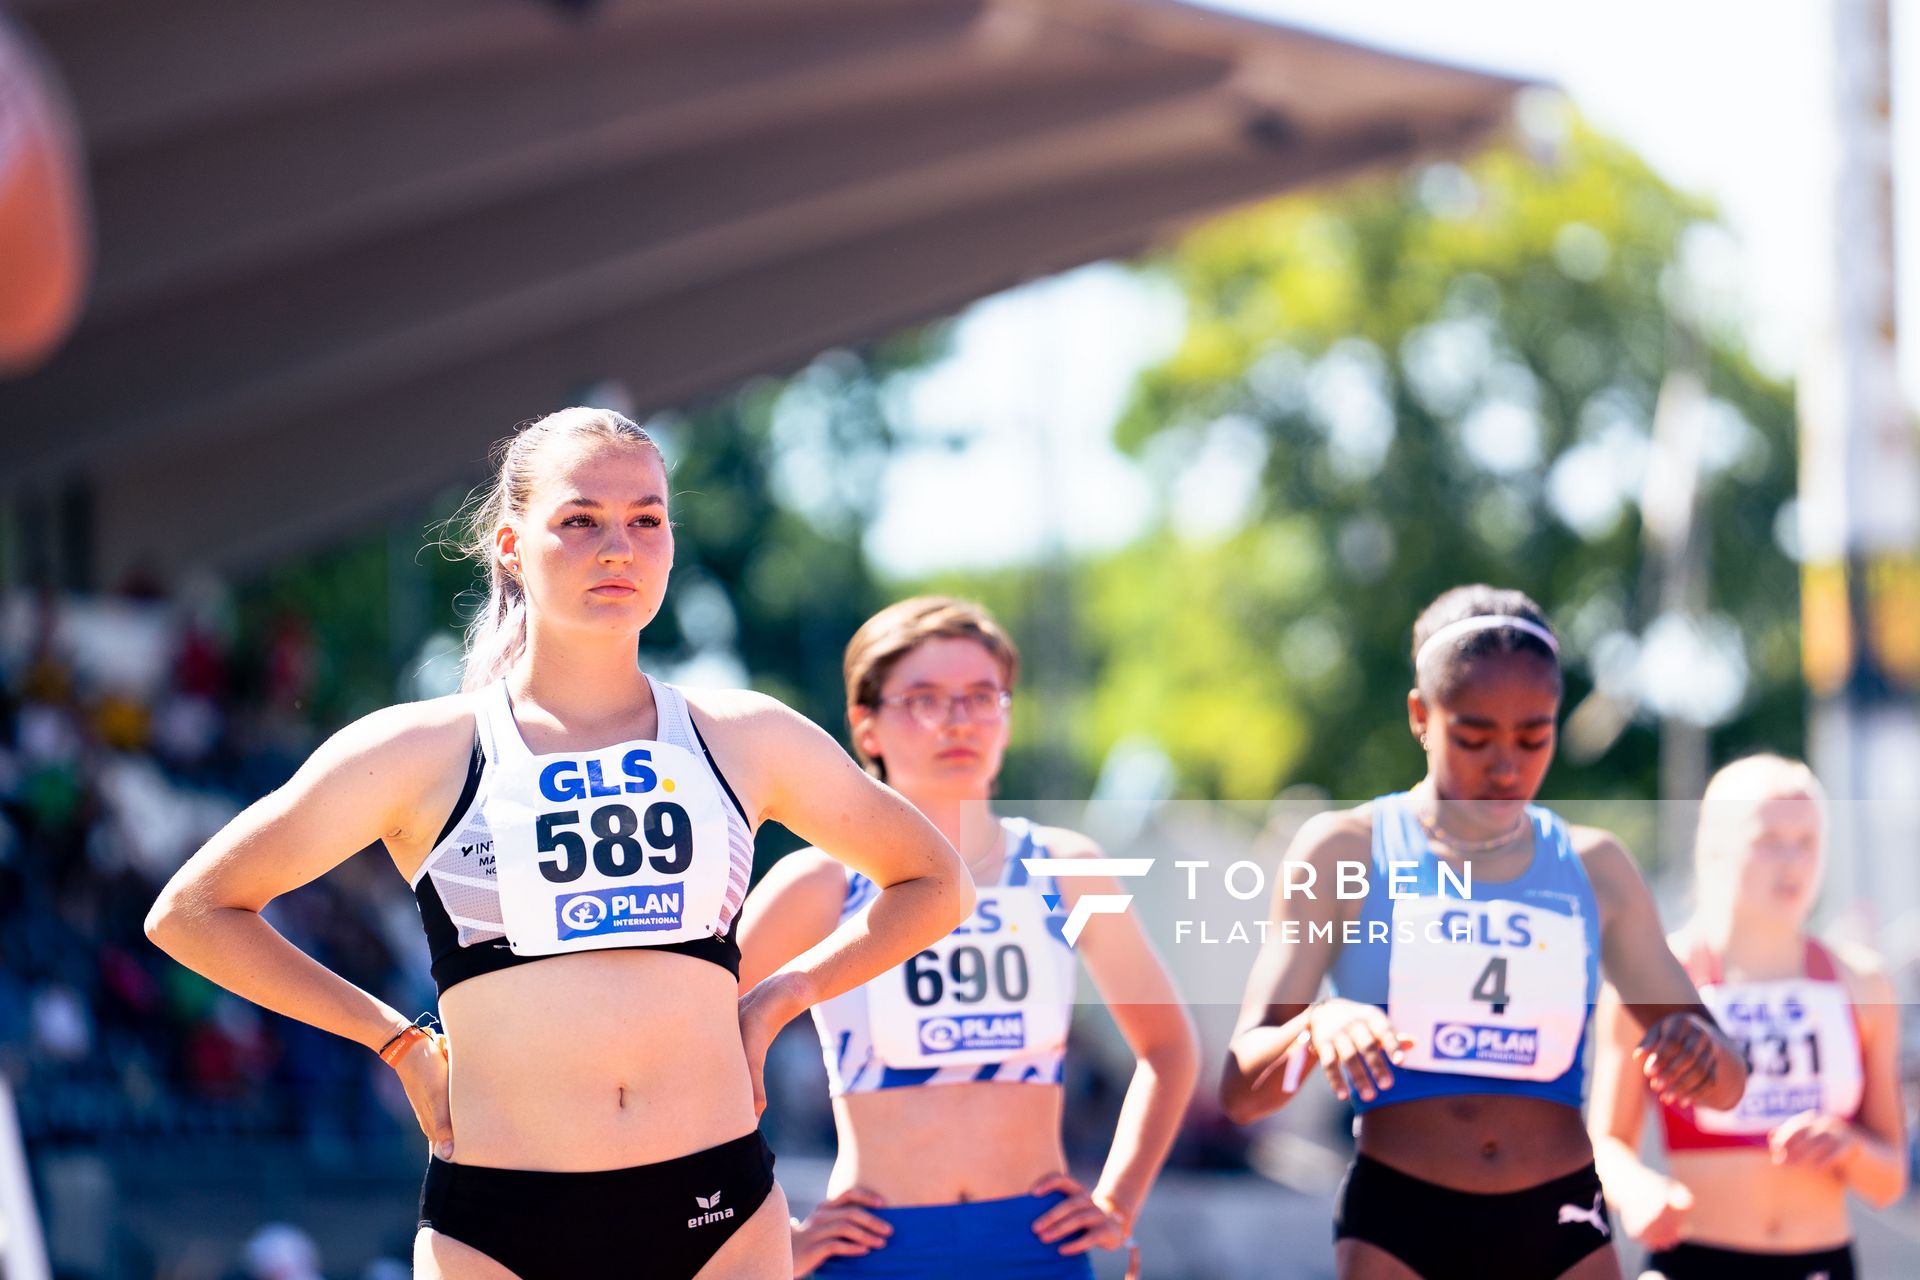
[1,0,1525,585]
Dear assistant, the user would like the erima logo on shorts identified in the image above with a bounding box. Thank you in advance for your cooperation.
[554,883,684,940]
[688,1190,733,1229]
[918,1013,1025,1054]
[1433,1022,1538,1066]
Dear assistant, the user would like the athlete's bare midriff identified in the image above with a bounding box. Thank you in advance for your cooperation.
[1667,1148,1851,1251]
[440,949,756,1171]
[1357,1094,1596,1193]
[831,1081,1067,1205]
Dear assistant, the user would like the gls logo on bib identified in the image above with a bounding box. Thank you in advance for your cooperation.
[918,1013,1026,1054]
[1433,1021,1540,1067]
[555,883,685,940]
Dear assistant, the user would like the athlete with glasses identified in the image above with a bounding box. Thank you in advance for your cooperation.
[739,596,1199,1279]
[877,686,1013,730]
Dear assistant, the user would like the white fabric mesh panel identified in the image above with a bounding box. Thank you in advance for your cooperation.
[423,808,505,947]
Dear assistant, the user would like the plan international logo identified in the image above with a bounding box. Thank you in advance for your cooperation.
[554,883,685,940]
[1433,1021,1539,1067]
[919,1013,1025,1053]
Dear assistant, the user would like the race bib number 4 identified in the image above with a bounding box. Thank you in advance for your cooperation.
[492,741,731,956]
[867,888,1072,1068]
[1691,979,1862,1134]
[1388,896,1591,1082]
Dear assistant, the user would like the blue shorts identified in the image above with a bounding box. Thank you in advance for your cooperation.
[809,1192,1098,1280]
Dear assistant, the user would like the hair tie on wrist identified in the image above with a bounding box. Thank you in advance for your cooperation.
[378,1025,431,1067]
[377,1013,442,1066]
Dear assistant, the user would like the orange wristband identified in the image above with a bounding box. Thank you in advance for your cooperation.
[378,1024,431,1067]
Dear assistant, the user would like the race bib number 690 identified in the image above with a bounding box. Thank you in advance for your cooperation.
[867,888,1072,1068]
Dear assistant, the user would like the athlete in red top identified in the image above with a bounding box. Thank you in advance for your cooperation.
[1589,755,1907,1280]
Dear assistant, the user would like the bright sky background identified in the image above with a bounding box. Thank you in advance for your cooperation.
[847,0,1920,579]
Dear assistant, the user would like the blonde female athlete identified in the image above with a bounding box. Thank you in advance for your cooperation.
[1590,754,1906,1280]
[1221,585,1748,1280]
[738,597,1199,1279]
[146,409,973,1280]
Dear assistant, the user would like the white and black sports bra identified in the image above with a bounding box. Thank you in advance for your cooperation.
[409,675,755,994]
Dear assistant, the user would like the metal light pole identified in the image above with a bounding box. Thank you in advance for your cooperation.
[1802,0,1920,963]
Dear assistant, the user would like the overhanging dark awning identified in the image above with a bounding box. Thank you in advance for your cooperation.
[0,0,1526,583]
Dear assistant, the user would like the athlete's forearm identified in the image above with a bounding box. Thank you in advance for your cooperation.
[768,871,973,1016]
[1590,1132,1663,1206]
[146,900,408,1052]
[1093,1036,1200,1231]
[1840,1124,1908,1207]
[1220,1012,1312,1124]
[1697,1024,1748,1112]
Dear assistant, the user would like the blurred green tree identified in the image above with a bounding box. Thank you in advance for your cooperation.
[1056,114,1803,814]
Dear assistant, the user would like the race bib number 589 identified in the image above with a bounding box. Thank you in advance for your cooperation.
[493,741,731,955]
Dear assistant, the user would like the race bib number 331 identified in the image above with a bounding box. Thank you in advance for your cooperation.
[493,741,731,956]
[1691,979,1862,1134]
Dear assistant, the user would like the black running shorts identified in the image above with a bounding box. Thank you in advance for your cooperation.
[418,1129,777,1279]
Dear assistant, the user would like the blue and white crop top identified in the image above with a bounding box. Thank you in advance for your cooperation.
[1327,793,1601,1112]
[811,819,1078,1095]
[409,675,756,994]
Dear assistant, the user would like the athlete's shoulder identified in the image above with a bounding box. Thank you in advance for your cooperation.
[322,692,477,769]
[1820,935,1895,1003]
[673,683,789,725]
[1287,803,1373,869]
[675,684,830,750]
[1563,827,1643,921]
[1028,824,1104,860]
[1566,824,1635,872]
[281,695,478,845]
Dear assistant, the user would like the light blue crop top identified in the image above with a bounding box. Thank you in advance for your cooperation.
[1327,792,1601,1112]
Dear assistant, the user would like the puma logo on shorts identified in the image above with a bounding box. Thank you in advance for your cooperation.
[1555,1192,1609,1237]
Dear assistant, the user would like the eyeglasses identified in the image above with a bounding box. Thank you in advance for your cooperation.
[876,687,1012,730]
